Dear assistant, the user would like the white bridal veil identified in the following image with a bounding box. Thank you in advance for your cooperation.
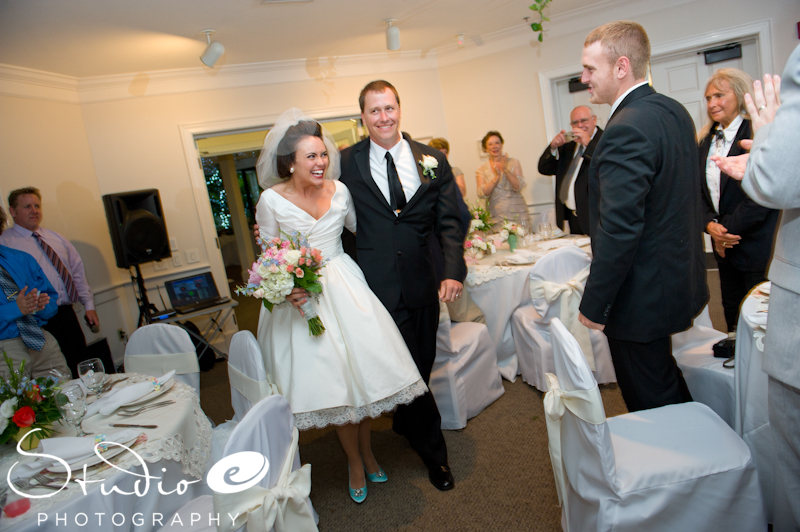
[255,107,341,189]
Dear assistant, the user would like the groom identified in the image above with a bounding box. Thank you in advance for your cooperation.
[340,80,466,491]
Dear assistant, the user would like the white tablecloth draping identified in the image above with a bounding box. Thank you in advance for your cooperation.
[465,236,591,380]
[735,282,773,522]
[0,374,212,532]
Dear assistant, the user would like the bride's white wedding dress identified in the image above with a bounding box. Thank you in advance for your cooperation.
[255,180,427,429]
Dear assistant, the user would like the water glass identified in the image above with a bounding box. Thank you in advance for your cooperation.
[78,358,106,396]
[57,383,87,436]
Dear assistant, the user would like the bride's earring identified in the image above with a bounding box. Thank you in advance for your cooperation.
[290,167,294,174]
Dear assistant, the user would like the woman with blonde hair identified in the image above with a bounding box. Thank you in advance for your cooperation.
[698,68,778,331]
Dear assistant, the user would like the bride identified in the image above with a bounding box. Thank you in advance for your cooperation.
[254,109,427,504]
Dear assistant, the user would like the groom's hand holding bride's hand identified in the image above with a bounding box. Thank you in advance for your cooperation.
[439,279,463,303]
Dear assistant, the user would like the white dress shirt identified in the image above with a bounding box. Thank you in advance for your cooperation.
[368,139,421,215]
[705,114,744,213]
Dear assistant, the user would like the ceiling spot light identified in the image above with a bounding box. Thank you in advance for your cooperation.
[200,29,225,67]
[385,19,400,51]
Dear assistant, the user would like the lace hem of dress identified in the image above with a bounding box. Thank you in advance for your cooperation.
[293,379,428,430]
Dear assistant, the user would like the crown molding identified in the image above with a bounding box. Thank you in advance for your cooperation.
[0,64,80,103]
[0,50,440,104]
[0,0,753,105]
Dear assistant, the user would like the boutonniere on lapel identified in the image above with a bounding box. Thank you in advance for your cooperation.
[418,155,438,179]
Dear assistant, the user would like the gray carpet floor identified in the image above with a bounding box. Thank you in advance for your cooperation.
[199,269,725,531]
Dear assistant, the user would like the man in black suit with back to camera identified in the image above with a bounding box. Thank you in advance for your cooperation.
[577,21,708,412]
[538,105,602,235]
[340,80,466,491]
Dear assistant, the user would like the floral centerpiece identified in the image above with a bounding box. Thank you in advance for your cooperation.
[468,204,494,235]
[237,231,327,336]
[464,233,496,260]
[1,354,62,449]
[501,219,527,252]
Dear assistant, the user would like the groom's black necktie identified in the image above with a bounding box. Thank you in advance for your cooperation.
[385,152,406,213]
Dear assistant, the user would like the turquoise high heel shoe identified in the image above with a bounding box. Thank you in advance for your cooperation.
[348,467,367,504]
[366,467,388,483]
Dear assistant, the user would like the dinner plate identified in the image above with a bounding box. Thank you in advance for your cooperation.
[45,434,140,473]
[118,379,175,409]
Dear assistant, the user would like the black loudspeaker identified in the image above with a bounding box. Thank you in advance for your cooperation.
[102,189,171,268]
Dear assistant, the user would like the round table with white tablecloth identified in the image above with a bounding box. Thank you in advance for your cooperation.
[0,374,212,532]
[464,235,591,380]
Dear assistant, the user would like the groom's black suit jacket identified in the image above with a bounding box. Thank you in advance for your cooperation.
[340,133,467,313]
[580,84,708,342]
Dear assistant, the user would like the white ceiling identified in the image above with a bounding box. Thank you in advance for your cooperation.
[0,0,593,78]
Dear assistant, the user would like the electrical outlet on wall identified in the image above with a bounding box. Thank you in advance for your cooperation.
[173,255,182,267]
[169,238,178,251]
[153,260,167,271]
[186,248,200,263]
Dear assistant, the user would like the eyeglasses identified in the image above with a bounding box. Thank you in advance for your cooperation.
[570,118,592,126]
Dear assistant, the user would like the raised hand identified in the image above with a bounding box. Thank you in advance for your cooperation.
[745,74,781,133]
[549,130,568,149]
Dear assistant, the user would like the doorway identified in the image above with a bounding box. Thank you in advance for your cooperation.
[193,115,364,298]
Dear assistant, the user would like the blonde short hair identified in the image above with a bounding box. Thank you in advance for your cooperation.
[585,21,650,79]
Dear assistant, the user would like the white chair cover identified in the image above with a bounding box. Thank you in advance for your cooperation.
[228,330,279,422]
[672,305,733,425]
[214,395,317,532]
[125,323,201,395]
[545,318,765,532]
[511,246,615,391]
[158,495,217,531]
[735,283,774,522]
[429,302,504,430]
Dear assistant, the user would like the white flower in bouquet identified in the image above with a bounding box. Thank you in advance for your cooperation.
[0,397,18,418]
[284,249,301,266]
[263,270,294,305]
[500,228,509,240]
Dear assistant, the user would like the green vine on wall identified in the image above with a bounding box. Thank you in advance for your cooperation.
[529,0,552,42]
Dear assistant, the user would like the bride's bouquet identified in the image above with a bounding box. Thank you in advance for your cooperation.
[237,231,327,336]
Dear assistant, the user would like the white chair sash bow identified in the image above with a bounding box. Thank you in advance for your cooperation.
[228,364,279,404]
[529,267,595,370]
[214,428,317,532]
[543,372,605,516]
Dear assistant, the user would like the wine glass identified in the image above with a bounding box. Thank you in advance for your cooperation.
[57,383,87,436]
[78,358,106,396]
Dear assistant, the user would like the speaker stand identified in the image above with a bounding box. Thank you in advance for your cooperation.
[131,264,158,326]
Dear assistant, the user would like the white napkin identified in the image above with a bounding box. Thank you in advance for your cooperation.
[573,237,591,247]
[86,371,175,417]
[10,429,139,479]
[506,249,539,264]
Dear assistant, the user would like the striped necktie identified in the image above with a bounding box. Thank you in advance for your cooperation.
[33,231,79,302]
[0,264,46,351]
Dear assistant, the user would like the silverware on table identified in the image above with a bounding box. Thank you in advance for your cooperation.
[101,376,129,393]
[116,400,175,417]
[111,423,158,428]
[11,472,63,491]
